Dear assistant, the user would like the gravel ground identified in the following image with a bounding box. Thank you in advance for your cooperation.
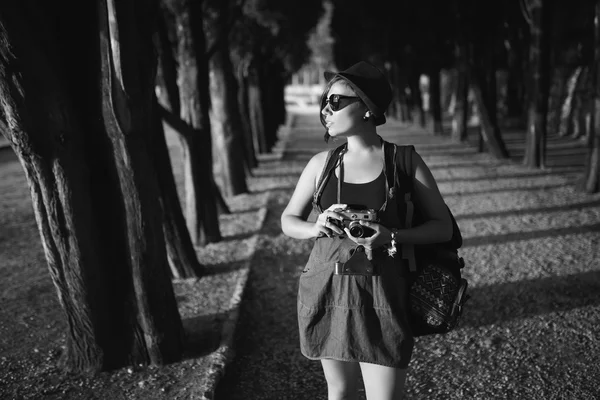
[0,126,271,400]
[215,109,600,400]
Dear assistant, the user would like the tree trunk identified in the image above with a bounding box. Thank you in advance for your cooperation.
[390,61,410,122]
[429,65,444,134]
[570,68,592,139]
[156,6,180,114]
[98,0,184,365]
[546,66,568,136]
[248,61,268,154]
[524,0,552,169]
[152,99,203,279]
[260,60,286,152]
[171,0,222,245]
[204,0,248,197]
[0,0,184,372]
[506,32,527,120]
[452,41,469,142]
[269,63,288,148]
[471,72,510,159]
[235,58,258,173]
[153,9,202,279]
[408,74,426,128]
[558,67,583,136]
[580,1,600,193]
[0,9,107,372]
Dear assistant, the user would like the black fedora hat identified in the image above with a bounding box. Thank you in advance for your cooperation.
[324,61,392,126]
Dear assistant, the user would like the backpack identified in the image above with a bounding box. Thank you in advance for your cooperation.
[384,142,470,337]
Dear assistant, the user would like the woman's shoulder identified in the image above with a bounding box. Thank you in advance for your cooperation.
[304,150,331,174]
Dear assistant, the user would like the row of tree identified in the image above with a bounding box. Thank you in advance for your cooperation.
[321,0,600,192]
[4,0,600,374]
[0,0,322,372]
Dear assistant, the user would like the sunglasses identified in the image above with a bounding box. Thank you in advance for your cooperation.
[324,94,361,111]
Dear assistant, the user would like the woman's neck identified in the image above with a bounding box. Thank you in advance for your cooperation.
[345,130,381,153]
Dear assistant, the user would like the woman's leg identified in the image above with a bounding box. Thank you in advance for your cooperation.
[359,362,407,400]
[321,359,361,400]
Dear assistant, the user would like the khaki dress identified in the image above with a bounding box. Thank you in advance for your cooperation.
[297,151,414,368]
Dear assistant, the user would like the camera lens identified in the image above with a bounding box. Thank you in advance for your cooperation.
[349,224,364,238]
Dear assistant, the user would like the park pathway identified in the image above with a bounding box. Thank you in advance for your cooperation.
[215,108,600,400]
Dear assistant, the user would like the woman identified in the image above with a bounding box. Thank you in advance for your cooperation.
[280,61,452,400]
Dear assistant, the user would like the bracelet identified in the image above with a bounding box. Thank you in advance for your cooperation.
[387,229,398,257]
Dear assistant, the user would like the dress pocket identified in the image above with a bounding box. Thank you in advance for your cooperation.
[298,261,335,314]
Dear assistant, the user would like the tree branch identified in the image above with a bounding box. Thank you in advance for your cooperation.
[159,103,198,140]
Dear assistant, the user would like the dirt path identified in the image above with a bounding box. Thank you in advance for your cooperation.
[215,110,600,399]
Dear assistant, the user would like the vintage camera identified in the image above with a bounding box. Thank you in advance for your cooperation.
[330,208,378,238]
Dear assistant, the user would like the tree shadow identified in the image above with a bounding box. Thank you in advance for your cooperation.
[442,183,571,198]
[180,312,228,360]
[414,143,479,152]
[455,199,600,220]
[435,170,581,184]
[199,260,248,276]
[463,223,600,247]
[250,172,302,179]
[427,161,501,170]
[459,270,600,329]
[250,184,296,195]
[221,231,258,242]
[0,146,17,165]
[229,206,264,215]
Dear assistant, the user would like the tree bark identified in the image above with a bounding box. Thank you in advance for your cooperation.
[268,62,288,148]
[546,66,568,136]
[98,0,184,365]
[557,67,582,136]
[429,65,444,134]
[524,0,552,169]
[152,99,203,279]
[570,68,592,140]
[580,1,600,193]
[248,61,268,154]
[204,0,248,197]
[156,6,180,114]
[262,61,287,151]
[235,58,258,173]
[451,41,469,142]
[0,0,184,372]
[170,0,222,245]
[408,74,427,128]
[471,72,510,159]
[390,61,410,122]
[153,9,203,279]
[506,30,527,120]
[0,8,107,372]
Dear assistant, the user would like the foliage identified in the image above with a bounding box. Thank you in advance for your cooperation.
[230,0,324,76]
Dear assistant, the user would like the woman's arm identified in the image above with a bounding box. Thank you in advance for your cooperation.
[281,151,337,239]
[393,150,452,244]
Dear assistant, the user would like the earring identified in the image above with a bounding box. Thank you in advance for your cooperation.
[363,111,371,121]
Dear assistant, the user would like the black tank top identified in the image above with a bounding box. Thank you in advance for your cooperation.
[319,169,386,211]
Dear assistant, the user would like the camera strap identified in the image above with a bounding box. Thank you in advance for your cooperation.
[337,155,343,203]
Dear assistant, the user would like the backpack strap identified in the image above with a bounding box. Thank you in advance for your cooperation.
[396,144,464,263]
[395,145,418,272]
[312,143,347,213]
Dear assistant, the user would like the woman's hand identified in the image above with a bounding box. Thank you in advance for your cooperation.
[344,221,393,260]
[313,204,348,238]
